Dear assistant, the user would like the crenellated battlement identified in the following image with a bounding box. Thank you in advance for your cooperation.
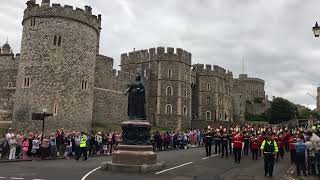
[120,47,192,66]
[192,63,232,77]
[23,0,101,33]
[235,74,265,84]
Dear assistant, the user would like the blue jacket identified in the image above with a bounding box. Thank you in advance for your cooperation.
[295,142,306,154]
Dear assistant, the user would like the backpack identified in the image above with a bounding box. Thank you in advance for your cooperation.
[295,142,306,154]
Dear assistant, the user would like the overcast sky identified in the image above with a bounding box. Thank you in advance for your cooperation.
[0,0,320,109]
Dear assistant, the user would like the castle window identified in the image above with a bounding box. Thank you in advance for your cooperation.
[166,86,173,95]
[53,36,62,46]
[220,98,222,105]
[53,36,57,46]
[184,89,188,98]
[207,84,210,90]
[219,113,222,120]
[165,104,173,114]
[53,102,58,116]
[7,82,12,88]
[206,97,210,104]
[183,106,187,116]
[81,80,88,90]
[213,111,217,120]
[206,111,211,120]
[58,36,62,46]
[30,18,36,26]
[23,77,30,88]
[168,69,172,77]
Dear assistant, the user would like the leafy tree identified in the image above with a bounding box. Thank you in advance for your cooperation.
[268,97,297,124]
[297,108,311,119]
[311,110,320,120]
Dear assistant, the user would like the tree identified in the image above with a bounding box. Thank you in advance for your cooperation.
[268,97,297,124]
[297,108,311,119]
[311,110,320,120]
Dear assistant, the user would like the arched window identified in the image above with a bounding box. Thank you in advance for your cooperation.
[166,104,173,114]
[207,84,210,90]
[166,86,173,95]
[23,76,31,88]
[206,111,211,120]
[58,36,62,46]
[183,106,187,116]
[184,89,188,97]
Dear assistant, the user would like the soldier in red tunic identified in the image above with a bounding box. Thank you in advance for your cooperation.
[232,130,244,163]
[250,134,259,160]
[276,133,284,161]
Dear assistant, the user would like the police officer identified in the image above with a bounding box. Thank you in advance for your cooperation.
[221,129,229,158]
[260,133,278,177]
[214,129,221,154]
[76,132,88,161]
[204,129,213,157]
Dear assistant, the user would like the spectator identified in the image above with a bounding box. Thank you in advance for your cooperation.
[6,128,17,160]
[22,138,29,160]
[31,136,40,160]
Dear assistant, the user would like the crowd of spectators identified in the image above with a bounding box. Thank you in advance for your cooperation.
[0,128,121,160]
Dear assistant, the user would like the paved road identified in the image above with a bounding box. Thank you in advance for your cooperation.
[0,147,310,180]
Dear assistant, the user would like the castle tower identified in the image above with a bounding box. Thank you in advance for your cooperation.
[1,41,12,55]
[12,1,102,133]
[317,87,320,112]
[120,47,192,130]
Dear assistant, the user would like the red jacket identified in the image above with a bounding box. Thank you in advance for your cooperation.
[276,136,283,148]
[232,134,244,148]
[250,137,259,149]
[289,137,296,150]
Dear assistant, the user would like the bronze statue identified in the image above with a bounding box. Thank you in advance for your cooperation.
[126,75,146,120]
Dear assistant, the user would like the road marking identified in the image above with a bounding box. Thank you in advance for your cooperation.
[0,177,6,179]
[81,166,101,180]
[32,179,47,180]
[10,178,24,180]
[202,154,219,160]
[155,162,193,175]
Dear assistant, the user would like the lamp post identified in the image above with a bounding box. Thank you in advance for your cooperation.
[313,22,320,37]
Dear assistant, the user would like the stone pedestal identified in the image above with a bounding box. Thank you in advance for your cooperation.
[104,120,164,173]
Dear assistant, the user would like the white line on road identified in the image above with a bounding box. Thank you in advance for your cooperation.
[0,177,6,179]
[155,162,193,175]
[32,179,47,180]
[81,166,101,180]
[202,154,219,160]
[10,178,24,180]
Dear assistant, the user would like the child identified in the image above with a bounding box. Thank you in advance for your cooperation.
[22,138,29,160]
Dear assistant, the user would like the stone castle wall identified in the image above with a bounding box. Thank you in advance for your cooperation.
[232,74,266,121]
[92,55,131,126]
[191,64,233,129]
[120,47,192,130]
[12,1,101,133]
[0,54,19,122]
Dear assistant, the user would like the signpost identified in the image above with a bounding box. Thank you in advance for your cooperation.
[31,112,53,142]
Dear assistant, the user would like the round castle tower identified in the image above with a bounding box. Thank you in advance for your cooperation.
[120,47,192,130]
[12,0,102,133]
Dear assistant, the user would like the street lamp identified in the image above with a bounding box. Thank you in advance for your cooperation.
[313,22,320,37]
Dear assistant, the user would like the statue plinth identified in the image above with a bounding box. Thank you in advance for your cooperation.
[104,120,164,173]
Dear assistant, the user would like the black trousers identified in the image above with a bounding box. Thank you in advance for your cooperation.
[221,142,228,157]
[244,142,249,155]
[277,147,284,160]
[205,143,212,157]
[296,153,306,175]
[77,147,87,160]
[290,150,296,163]
[229,142,232,155]
[252,148,258,160]
[233,148,241,163]
[264,153,275,176]
[215,141,221,154]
